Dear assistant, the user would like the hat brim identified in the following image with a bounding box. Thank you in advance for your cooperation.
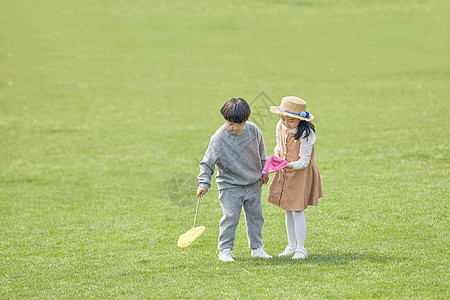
[270,106,314,122]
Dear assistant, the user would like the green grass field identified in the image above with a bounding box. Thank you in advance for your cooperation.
[1,0,448,298]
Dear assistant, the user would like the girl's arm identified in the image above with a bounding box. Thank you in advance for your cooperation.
[274,119,282,156]
[287,131,316,170]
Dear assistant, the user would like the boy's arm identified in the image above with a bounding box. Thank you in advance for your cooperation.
[259,130,269,184]
[258,129,267,168]
[197,140,218,193]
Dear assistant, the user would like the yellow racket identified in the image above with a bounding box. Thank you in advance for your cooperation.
[178,196,205,248]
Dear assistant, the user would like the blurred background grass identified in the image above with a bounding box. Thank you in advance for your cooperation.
[0,0,448,298]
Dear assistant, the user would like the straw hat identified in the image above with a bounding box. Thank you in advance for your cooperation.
[270,96,314,122]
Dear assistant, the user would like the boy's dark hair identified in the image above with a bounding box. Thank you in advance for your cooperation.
[220,97,251,123]
[294,121,315,140]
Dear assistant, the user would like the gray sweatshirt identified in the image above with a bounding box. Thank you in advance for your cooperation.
[198,121,267,191]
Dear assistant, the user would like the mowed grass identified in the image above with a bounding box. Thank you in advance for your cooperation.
[0,0,448,298]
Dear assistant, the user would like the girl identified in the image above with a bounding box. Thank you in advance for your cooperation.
[267,96,323,259]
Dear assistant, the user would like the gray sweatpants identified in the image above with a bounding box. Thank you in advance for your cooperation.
[217,180,264,251]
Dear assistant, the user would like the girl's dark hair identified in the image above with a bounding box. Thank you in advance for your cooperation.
[294,120,315,140]
[220,97,251,123]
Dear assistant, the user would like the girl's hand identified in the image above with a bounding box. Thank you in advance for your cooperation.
[262,175,269,184]
[285,163,294,170]
[196,187,207,197]
[274,151,281,157]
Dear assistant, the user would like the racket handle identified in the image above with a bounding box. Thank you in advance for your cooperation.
[193,196,201,228]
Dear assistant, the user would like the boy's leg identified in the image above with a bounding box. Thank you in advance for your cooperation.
[242,181,264,249]
[217,187,243,252]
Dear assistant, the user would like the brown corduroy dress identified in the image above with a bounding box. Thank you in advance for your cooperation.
[267,128,323,211]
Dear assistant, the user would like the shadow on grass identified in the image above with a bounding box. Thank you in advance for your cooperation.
[137,251,406,269]
[237,251,406,266]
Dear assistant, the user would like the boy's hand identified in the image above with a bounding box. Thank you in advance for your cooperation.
[285,163,294,170]
[274,151,281,157]
[262,175,269,184]
[196,187,207,197]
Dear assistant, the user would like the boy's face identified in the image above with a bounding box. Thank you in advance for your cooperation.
[224,120,246,135]
[281,115,300,130]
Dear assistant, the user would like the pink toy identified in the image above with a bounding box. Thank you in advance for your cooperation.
[262,155,289,174]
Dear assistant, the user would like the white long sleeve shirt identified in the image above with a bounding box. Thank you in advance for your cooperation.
[274,119,316,170]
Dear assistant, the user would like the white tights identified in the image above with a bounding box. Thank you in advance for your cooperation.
[285,210,306,250]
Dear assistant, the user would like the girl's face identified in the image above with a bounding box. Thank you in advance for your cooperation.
[224,120,246,135]
[281,115,300,130]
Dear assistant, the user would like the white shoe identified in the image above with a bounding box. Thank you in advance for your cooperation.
[292,249,307,259]
[251,247,272,258]
[278,245,295,257]
[218,249,235,262]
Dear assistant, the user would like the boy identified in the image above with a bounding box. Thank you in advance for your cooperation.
[196,97,272,262]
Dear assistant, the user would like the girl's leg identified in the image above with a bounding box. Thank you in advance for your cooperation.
[285,211,296,248]
[292,210,307,250]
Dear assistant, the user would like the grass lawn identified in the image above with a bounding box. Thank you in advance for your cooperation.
[0,0,448,298]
